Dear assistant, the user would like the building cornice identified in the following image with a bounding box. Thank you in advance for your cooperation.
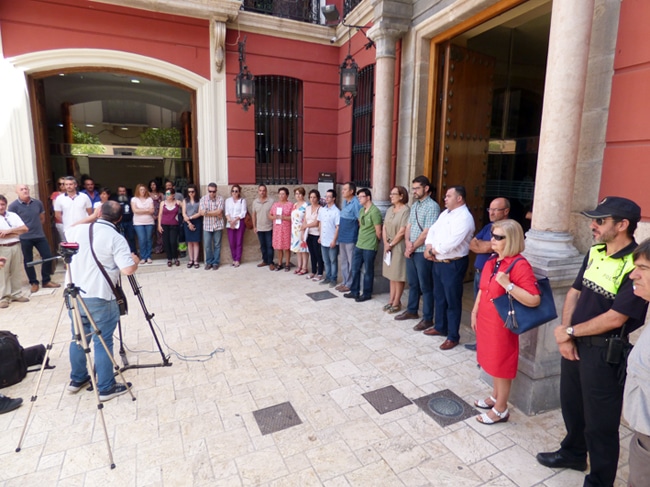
[90,0,242,22]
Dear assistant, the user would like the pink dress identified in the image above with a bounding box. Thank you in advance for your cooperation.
[270,201,293,250]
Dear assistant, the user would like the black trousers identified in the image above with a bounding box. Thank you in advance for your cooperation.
[306,234,324,275]
[162,224,179,261]
[559,342,624,487]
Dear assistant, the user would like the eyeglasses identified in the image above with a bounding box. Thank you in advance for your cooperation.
[208,190,216,194]
[232,190,239,193]
[486,208,506,213]
[593,217,621,226]
[389,192,400,197]
[411,186,422,192]
[491,232,506,241]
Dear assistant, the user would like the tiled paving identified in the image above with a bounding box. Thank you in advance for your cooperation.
[0,258,633,486]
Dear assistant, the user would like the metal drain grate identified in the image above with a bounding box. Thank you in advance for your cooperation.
[306,290,337,301]
[362,385,412,415]
[252,402,302,435]
[413,389,476,427]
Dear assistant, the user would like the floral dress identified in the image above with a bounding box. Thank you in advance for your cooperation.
[290,201,308,253]
[270,201,293,250]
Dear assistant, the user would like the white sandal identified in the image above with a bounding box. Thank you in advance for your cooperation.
[477,407,509,425]
[474,395,497,410]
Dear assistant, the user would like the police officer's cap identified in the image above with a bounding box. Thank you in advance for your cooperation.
[581,196,641,222]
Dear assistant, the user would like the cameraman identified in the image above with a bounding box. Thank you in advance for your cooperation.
[65,201,139,402]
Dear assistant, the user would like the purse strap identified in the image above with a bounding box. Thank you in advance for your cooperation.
[503,257,525,275]
[89,221,121,297]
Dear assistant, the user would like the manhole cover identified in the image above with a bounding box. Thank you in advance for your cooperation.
[252,401,302,435]
[413,389,476,427]
[306,290,337,301]
[427,397,464,417]
[362,385,412,415]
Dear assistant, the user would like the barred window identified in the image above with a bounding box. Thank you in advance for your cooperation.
[255,76,303,185]
[351,64,374,187]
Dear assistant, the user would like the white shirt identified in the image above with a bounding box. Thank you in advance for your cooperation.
[0,211,25,244]
[225,197,247,229]
[424,204,475,260]
[65,220,134,300]
[54,192,92,230]
[624,326,650,435]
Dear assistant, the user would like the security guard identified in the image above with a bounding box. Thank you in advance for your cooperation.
[537,197,648,487]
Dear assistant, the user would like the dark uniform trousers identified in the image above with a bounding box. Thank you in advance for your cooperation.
[559,341,624,487]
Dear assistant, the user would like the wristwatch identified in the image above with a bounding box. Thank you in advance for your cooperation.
[566,326,575,337]
[506,283,515,293]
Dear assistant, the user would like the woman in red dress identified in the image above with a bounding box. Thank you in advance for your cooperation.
[471,219,541,424]
[269,187,293,271]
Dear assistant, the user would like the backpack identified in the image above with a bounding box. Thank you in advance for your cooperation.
[0,331,27,388]
[0,331,52,389]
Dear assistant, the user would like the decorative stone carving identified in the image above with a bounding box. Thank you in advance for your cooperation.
[214,21,226,73]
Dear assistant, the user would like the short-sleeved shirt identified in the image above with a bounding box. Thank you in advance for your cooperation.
[0,211,25,245]
[339,197,362,244]
[408,197,440,252]
[318,204,340,247]
[425,204,475,260]
[570,242,648,335]
[8,198,45,240]
[65,220,135,300]
[356,204,382,251]
[131,197,155,226]
[473,222,494,270]
[116,197,133,223]
[624,327,650,435]
[82,189,101,205]
[253,197,274,232]
[54,192,92,230]
[200,195,225,231]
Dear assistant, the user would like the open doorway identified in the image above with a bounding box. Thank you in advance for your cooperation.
[431,1,551,232]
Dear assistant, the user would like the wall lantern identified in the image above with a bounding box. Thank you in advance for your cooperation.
[321,5,374,106]
[235,37,255,111]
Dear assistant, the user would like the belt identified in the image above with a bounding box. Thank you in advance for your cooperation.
[434,257,463,264]
[0,241,20,247]
[575,336,627,348]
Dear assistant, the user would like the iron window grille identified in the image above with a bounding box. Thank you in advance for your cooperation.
[255,76,303,185]
[241,0,320,24]
[350,64,374,187]
[343,0,364,17]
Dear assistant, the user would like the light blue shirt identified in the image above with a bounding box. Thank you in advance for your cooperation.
[318,204,341,247]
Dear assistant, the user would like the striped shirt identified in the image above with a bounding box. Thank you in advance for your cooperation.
[199,194,224,231]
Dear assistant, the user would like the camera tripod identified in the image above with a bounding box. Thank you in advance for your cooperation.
[16,244,135,468]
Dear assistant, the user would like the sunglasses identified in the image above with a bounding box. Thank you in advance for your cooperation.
[491,232,506,241]
[232,190,240,193]
[593,217,621,226]
[208,190,216,193]
[165,191,172,195]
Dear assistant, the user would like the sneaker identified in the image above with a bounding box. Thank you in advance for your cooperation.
[0,395,23,414]
[320,279,331,285]
[67,377,92,393]
[99,382,132,402]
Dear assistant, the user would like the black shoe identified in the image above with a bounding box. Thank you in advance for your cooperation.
[0,395,23,414]
[536,450,587,471]
[355,295,371,303]
[464,343,477,351]
[344,293,359,299]
[99,382,132,402]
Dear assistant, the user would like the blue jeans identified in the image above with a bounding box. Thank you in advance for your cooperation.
[69,297,119,393]
[405,252,433,320]
[321,245,339,282]
[350,247,377,298]
[257,230,274,265]
[20,237,53,285]
[203,229,223,266]
[134,224,154,260]
[120,221,137,254]
[432,256,469,342]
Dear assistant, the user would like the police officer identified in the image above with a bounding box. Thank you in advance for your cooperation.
[536,197,649,487]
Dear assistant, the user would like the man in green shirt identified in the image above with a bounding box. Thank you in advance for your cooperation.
[344,188,382,302]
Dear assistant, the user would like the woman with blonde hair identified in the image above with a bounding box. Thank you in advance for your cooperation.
[471,219,541,424]
[132,183,155,264]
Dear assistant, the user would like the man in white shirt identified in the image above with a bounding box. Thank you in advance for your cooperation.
[0,194,29,308]
[54,176,93,235]
[424,186,475,350]
[65,201,138,402]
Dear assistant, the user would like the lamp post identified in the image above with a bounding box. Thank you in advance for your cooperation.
[235,37,255,111]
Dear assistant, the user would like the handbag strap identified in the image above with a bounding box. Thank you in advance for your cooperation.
[503,257,525,275]
[89,221,121,296]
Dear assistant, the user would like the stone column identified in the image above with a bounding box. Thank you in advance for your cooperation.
[368,28,400,212]
[507,0,596,415]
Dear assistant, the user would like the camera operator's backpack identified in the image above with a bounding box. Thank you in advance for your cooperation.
[0,331,50,388]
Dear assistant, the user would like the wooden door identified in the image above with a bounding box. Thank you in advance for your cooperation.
[435,43,495,230]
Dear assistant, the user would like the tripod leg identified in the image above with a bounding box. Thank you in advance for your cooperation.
[15,299,66,452]
[76,296,136,402]
[70,296,117,468]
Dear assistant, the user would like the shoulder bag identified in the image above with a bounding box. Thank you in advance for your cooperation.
[491,257,557,334]
[89,222,128,316]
